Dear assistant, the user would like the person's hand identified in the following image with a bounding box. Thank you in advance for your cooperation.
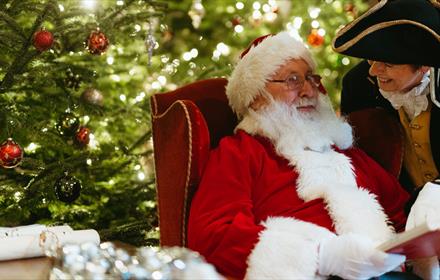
[407,182,440,229]
[406,182,440,279]
[318,233,405,280]
[409,257,440,280]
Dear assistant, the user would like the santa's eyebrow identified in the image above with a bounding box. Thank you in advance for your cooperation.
[284,70,313,77]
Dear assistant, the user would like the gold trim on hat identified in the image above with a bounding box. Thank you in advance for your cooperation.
[333,20,440,53]
[333,0,388,41]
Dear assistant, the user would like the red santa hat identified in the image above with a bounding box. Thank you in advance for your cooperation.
[226,31,316,118]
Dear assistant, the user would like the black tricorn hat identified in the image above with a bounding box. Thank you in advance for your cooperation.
[332,0,440,67]
[333,0,440,106]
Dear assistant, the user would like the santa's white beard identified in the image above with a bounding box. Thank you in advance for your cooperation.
[236,94,353,159]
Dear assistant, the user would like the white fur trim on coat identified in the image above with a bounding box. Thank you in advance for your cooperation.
[245,217,334,279]
[293,149,395,244]
[238,111,393,243]
[226,31,315,118]
[238,122,394,243]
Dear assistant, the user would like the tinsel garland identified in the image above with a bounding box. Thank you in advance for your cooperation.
[49,242,222,280]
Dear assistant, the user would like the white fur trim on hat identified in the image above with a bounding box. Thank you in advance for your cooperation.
[245,217,333,279]
[226,31,316,118]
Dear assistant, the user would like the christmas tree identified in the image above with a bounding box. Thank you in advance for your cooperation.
[0,0,369,246]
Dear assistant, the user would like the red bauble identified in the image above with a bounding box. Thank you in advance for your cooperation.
[75,127,90,147]
[0,138,24,168]
[307,30,324,47]
[86,30,109,55]
[344,3,358,17]
[231,17,241,26]
[33,30,54,52]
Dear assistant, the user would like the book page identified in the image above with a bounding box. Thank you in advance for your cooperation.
[377,221,440,260]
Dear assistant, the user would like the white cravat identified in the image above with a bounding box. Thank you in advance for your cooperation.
[379,72,431,120]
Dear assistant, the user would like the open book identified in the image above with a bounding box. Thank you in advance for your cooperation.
[377,221,440,260]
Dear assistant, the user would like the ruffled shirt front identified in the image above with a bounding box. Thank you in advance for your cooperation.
[379,72,431,120]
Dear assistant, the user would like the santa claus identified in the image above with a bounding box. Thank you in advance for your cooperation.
[187,31,422,279]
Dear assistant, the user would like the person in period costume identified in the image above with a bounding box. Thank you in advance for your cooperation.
[333,0,440,278]
[186,31,428,280]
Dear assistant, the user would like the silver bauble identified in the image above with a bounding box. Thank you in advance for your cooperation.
[81,88,104,106]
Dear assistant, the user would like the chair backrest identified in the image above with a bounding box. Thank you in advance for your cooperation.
[151,78,237,247]
[347,107,403,178]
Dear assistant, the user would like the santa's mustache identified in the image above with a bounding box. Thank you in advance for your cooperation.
[293,98,316,108]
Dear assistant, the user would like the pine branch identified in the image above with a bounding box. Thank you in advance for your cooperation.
[110,11,164,30]
[127,130,151,153]
[101,0,137,24]
[134,150,154,157]
[101,0,167,28]
[99,220,159,246]
[0,11,26,40]
[22,153,93,188]
[99,157,134,180]
[21,149,136,197]
[146,0,168,10]
[0,30,26,51]
[0,0,56,93]
[0,0,10,11]
[3,0,34,16]
[0,59,8,68]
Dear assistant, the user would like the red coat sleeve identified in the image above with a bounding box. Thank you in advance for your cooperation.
[187,134,265,279]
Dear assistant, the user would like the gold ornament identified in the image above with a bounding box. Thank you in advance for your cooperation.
[188,0,205,29]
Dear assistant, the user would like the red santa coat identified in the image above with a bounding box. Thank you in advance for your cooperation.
[187,130,409,279]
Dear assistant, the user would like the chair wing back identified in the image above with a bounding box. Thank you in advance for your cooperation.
[347,108,403,178]
[151,78,237,247]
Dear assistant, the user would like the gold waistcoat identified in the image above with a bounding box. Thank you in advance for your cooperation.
[398,104,439,188]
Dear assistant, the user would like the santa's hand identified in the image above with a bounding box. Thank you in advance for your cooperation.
[407,182,440,229]
[318,233,405,279]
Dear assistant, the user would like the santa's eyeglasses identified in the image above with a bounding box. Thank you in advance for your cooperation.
[268,74,322,91]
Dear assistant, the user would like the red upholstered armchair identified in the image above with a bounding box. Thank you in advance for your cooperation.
[346,108,403,178]
[150,78,403,248]
[150,78,237,247]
